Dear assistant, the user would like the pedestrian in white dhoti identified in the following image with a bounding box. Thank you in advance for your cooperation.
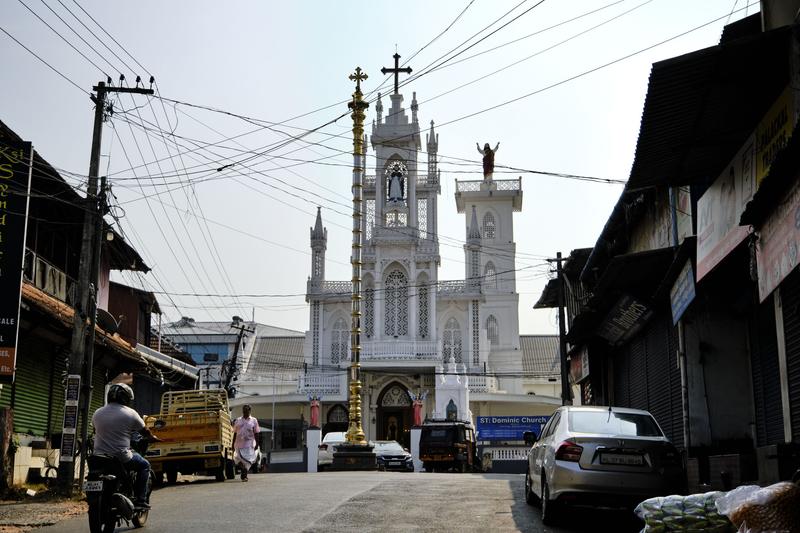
[232,404,260,481]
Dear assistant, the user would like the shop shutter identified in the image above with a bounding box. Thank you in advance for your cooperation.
[643,315,683,447]
[613,348,630,407]
[749,293,784,446]
[9,346,51,436]
[628,336,648,410]
[780,269,800,441]
[667,321,685,447]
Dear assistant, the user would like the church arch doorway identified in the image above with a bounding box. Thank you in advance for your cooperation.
[322,404,348,436]
[376,382,412,448]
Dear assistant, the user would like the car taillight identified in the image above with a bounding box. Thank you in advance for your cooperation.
[319,444,328,451]
[555,440,583,462]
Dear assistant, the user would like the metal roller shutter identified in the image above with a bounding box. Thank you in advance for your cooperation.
[613,347,630,407]
[780,269,800,441]
[646,318,672,441]
[9,347,51,436]
[628,336,648,410]
[749,293,784,446]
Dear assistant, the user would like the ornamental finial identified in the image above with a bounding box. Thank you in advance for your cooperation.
[348,67,368,92]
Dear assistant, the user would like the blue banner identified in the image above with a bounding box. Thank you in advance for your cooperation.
[476,415,550,441]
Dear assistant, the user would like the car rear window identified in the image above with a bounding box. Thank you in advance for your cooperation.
[568,411,663,437]
[423,428,453,441]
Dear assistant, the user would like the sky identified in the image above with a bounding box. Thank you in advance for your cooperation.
[2,0,757,334]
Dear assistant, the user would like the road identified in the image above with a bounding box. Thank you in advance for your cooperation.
[39,472,641,532]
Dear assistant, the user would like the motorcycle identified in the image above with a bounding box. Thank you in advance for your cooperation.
[84,432,155,532]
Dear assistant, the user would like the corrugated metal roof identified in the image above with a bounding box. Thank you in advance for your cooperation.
[519,335,559,377]
[627,26,790,191]
[246,336,305,375]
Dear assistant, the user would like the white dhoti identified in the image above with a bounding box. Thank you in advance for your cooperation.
[235,447,258,471]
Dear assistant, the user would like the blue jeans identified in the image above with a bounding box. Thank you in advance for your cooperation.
[126,452,150,502]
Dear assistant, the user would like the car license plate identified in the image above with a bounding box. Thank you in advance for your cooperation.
[389,461,401,466]
[83,480,103,492]
[601,453,644,465]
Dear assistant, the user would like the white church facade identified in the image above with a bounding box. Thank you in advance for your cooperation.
[235,79,560,455]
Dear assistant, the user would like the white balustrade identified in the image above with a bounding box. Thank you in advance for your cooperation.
[360,340,439,361]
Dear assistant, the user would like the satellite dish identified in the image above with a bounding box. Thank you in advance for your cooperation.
[96,308,119,334]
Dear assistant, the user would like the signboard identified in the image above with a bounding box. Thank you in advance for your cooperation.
[476,415,550,441]
[570,346,589,383]
[59,373,81,462]
[756,170,800,301]
[697,87,797,281]
[597,294,653,345]
[0,141,32,384]
[670,260,696,324]
[696,136,756,280]
[756,86,794,185]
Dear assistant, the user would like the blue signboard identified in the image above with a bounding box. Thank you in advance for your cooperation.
[670,260,696,325]
[476,415,550,441]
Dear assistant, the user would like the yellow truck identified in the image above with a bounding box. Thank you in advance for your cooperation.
[144,389,235,483]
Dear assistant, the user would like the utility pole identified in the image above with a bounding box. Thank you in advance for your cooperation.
[58,81,153,493]
[549,252,572,406]
[221,320,255,397]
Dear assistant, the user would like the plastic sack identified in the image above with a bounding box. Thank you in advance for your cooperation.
[715,482,800,533]
[635,492,733,532]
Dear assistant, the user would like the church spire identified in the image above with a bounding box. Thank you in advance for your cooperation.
[411,92,418,124]
[468,205,481,242]
[376,92,383,123]
[310,207,327,280]
[426,120,438,184]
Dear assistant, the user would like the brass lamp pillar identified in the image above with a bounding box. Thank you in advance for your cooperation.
[345,67,369,445]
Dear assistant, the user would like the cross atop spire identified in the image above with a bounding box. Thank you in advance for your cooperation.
[381,52,412,94]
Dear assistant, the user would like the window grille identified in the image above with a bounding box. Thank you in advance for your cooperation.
[365,199,375,241]
[443,317,463,363]
[484,262,497,289]
[483,212,496,239]
[384,270,408,337]
[312,301,320,366]
[472,301,480,365]
[487,315,499,346]
[331,318,348,364]
[364,287,374,338]
[417,198,428,238]
[418,285,429,338]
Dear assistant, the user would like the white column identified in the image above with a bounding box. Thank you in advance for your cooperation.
[410,427,422,472]
[307,428,321,473]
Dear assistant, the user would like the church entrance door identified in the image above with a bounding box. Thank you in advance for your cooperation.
[376,383,412,449]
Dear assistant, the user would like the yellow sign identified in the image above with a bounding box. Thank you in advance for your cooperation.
[756,86,794,184]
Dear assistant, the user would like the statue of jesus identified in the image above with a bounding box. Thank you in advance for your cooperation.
[477,142,500,181]
[388,169,404,201]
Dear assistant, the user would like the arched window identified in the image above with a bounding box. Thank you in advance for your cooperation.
[484,261,497,289]
[442,317,463,363]
[384,269,408,337]
[487,315,499,346]
[328,404,348,423]
[381,385,411,407]
[330,318,348,364]
[482,212,496,239]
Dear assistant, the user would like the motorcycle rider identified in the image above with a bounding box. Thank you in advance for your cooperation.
[92,383,160,509]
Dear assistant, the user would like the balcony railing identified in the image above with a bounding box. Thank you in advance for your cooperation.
[455,178,521,192]
[468,373,499,393]
[364,174,438,188]
[437,280,481,296]
[297,372,343,395]
[307,280,351,296]
[23,249,75,303]
[360,339,439,362]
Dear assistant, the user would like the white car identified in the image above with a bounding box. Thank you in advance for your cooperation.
[317,431,347,470]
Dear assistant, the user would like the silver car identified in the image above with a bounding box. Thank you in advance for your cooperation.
[524,406,683,525]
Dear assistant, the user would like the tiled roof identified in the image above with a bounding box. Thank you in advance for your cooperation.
[245,336,305,375]
[519,335,559,377]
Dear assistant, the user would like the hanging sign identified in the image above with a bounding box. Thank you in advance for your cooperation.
[59,373,81,462]
[0,141,32,385]
[670,261,696,324]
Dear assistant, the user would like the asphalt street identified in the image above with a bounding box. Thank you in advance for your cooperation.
[38,472,642,532]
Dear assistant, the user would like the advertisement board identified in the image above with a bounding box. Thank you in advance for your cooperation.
[476,415,550,441]
[0,141,32,384]
[670,260,696,324]
[756,170,800,301]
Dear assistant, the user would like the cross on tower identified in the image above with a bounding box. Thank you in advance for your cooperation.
[381,53,412,94]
